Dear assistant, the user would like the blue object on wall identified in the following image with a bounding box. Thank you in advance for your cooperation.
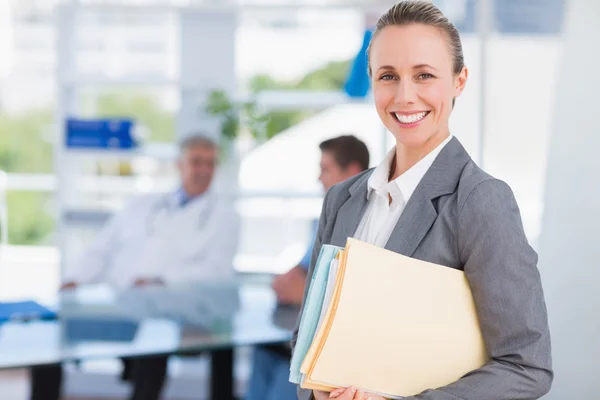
[343,29,373,99]
[66,118,137,150]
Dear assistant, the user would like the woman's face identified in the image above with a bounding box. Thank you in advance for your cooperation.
[370,23,467,150]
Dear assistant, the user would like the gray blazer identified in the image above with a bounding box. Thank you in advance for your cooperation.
[293,137,553,400]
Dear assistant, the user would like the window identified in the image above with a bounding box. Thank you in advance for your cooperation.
[79,88,177,143]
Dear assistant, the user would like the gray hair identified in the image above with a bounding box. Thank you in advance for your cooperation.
[367,1,465,77]
[178,134,217,155]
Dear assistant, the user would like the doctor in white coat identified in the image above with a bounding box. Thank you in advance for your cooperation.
[30,134,241,400]
[62,135,239,289]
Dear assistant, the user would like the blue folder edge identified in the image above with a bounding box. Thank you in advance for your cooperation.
[63,317,139,343]
[289,245,342,384]
[0,300,58,323]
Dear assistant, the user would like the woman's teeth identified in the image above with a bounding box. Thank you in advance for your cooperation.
[394,111,428,124]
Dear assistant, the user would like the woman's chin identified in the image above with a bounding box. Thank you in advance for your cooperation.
[391,130,431,148]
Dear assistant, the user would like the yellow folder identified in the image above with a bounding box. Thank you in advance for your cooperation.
[300,238,488,398]
[299,248,349,392]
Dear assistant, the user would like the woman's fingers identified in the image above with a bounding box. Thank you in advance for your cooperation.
[313,390,330,400]
[353,388,366,399]
[328,386,386,400]
[330,386,357,399]
[329,388,344,398]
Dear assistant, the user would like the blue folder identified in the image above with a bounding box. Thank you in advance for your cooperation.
[64,317,139,343]
[289,244,342,384]
[0,301,57,323]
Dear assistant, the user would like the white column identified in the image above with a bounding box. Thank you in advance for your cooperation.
[55,3,79,276]
[177,8,237,143]
[475,0,492,168]
[0,1,11,244]
[0,0,12,82]
[538,0,600,397]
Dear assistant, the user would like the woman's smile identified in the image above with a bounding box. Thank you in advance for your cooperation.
[390,110,431,127]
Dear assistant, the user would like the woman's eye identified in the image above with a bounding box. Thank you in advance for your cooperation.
[380,74,395,81]
[418,73,434,80]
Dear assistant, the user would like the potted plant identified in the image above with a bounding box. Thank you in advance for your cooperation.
[204,89,270,157]
[203,90,270,194]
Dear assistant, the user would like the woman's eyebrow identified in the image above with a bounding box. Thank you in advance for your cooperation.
[376,65,396,72]
[413,63,439,71]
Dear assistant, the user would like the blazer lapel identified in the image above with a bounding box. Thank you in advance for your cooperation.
[384,137,472,256]
[330,171,371,247]
[384,186,437,256]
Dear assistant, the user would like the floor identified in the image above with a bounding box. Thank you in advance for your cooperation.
[0,369,119,399]
[0,370,28,400]
[0,368,216,400]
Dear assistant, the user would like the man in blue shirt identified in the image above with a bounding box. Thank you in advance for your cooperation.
[245,135,370,400]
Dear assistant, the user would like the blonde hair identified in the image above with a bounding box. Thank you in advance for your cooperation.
[367,1,464,76]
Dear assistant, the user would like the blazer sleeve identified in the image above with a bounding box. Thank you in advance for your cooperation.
[404,178,553,400]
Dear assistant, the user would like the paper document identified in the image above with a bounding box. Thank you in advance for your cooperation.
[297,238,488,398]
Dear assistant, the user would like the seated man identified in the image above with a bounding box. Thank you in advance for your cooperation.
[30,134,240,400]
[245,135,370,400]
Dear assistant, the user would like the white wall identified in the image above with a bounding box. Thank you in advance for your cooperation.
[0,1,13,80]
[538,0,600,397]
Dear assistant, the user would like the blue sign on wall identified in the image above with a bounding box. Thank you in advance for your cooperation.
[66,118,138,150]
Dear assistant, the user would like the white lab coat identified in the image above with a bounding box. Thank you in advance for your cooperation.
[64,190,240,288]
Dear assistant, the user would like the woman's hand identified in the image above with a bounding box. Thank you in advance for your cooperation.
[313,390,331,400]
[329,386,387,400]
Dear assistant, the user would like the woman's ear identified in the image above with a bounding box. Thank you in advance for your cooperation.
[454,66,468,98]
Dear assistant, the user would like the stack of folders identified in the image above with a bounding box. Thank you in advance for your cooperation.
[290,238,489,399]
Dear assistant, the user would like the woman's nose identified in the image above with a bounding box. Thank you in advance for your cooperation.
[394,79,417,105]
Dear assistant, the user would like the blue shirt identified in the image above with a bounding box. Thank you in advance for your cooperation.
[175,187,191,207]
[299,220,319,270]
[175,187,205,208]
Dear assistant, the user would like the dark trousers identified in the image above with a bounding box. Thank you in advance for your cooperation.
[29,350,234,400]
[29,356,168,400]
[29,364,62,400]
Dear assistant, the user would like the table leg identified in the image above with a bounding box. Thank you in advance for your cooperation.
[210,348,235,400]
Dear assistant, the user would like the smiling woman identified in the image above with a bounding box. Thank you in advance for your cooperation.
[367,10,467,177]
[292,2,553,400]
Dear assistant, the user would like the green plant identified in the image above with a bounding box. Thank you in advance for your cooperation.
[204,90,270,142]
[6,191,54,245]
[0,108,54,173]
[245,59,352,139]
